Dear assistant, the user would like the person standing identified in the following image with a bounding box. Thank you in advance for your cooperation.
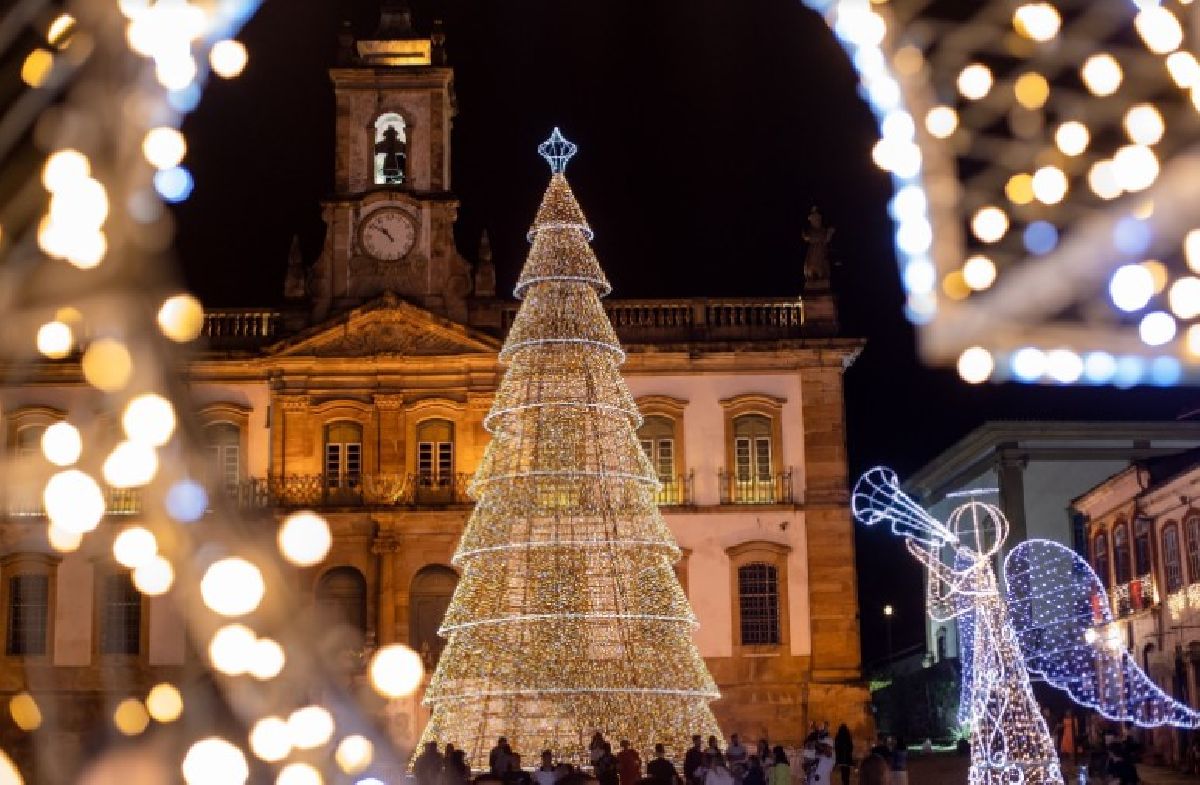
[768,747,790,785]
[857,754,889,785]
[704,753,734,785]
[1060,710,1078,766]
[726,735,748,782]
[415,741,444,785]
[591,733,609,768]
[617,740,643,785]
[533,750,560,785]
[743,756,766,785]
[648,743,682,785]
[889,736,907,785]
[490,737,511,776]
[808,741,835,785]
[596,742,620,785]
[684,736,705,785]
[833,724,853,785]
[442,749,471,785]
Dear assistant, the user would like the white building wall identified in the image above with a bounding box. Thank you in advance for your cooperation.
[1021,460,1128,543]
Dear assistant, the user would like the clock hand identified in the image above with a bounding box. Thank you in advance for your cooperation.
[378,227,394,241]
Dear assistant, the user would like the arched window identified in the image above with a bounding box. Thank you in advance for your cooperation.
[1164,524,1184,594]
[737,562,781,646]
[638,415,676,481]
[410,565,457,666]
[1113,522,1132,584]
[99,572,141,655]
[316,567,367,652]
[205,422,241,492]
[1186,517,1200,586]
[1092,532,1112,587]
[1134,517,1153,577]
[373,112,407,185]
[324,422,363,491]
[732,414,774,503]
[416,419,454,501]
[13,424,45,459]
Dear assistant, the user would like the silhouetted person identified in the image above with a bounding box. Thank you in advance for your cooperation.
[648,743,681,785]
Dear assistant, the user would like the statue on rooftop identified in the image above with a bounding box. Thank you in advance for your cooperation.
[802,206,835,290]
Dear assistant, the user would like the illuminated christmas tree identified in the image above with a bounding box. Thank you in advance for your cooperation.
[419,129,720,767]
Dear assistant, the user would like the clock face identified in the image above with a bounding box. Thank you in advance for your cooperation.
[359,207,416,262]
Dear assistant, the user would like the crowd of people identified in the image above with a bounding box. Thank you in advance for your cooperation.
[411,725,883,785]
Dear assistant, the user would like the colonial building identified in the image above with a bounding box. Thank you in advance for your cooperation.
[0,4,869,763]
[905,421,1200,665]
[1072,449,1200,765]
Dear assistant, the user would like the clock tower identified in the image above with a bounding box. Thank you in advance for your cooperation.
[307,1,473,323]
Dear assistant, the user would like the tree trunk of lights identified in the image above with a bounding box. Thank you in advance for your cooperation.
[417,130,721,768]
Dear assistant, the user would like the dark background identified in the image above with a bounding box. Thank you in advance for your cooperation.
[175,0,1199,666]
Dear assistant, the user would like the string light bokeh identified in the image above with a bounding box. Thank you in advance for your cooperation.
[807,0,1200,386]
[1,1,425,782]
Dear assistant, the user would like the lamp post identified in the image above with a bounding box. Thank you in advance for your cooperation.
[883,604,894,671]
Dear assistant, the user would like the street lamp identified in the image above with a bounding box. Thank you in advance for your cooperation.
[883,605,895,668]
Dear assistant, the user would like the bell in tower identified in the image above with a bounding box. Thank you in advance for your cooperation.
[307,1,470,323]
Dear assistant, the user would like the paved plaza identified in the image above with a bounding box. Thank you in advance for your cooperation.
[847,754,1200,784]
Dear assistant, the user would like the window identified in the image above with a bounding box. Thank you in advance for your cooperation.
[100,572,141,655]
[737,562,781,646]
[1186,518,1200,585]
[325,422,362,491]
[316,567,367,656]
[205,422,241,492]
[732,414,774,503]
[410,565,457,667]
[416,419,454,500]
[13,424,46,459]
[1164,524,1184,594]
[1093,533,1112,587]
[373,112,407,185]
[638,416,677,480]
[1134,517,1153,577]
[1113,522,1132,584]
[6,574,49,656]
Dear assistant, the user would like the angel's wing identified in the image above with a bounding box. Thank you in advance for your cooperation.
[1004,539,1200,727]
[852,468,957,550]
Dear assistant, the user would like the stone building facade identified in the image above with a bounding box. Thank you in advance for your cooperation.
[1072,449,1200,765]
[0,8,870,765]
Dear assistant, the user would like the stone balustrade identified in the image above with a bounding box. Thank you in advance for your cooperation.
[201,297,812,350]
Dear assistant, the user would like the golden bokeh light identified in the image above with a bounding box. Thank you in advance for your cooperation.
[133,555,174,596]
[142,127,187,170]
[41,421,82,466]
[209,39,248,78]
[277,511,331,567]
[102,440,159,488]
[9,693,42,732]
[287,706,335,750]
[157,294,205,342]
[145,683,183,723]
[43,469,105,534]
[200,558,264,617]
[36,321,72,359]
[208,624,256,675]
[335,735,374,774]
[369,644,425,699]
[82,339,132,391]
[113,526,158,569]
[276,763,322,785]
[249,717,291,762]
[113,698,150,736]
[123,393,176,447]
[248,638,285,681]
[181,738,249,785]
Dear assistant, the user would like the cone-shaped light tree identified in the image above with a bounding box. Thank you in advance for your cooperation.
[418,130,721,767]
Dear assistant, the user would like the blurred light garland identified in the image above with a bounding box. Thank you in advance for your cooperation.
[807,0,1200,386]
[418,129,721,768]
[0,1,421,782]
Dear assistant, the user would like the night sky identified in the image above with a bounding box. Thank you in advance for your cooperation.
[175,0,1200,665]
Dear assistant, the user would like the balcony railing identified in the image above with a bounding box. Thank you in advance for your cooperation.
[1113,574,1158,617]
[229,473,474,508]
[655,473,694,506]
[501,298,808,344]
[717,469,794,505]
[202,309,282,348]
[5,487,141,518]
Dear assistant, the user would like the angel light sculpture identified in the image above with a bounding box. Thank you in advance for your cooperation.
[854,468,1200,785]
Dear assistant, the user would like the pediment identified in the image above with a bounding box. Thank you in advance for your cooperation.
[267,295,501,358]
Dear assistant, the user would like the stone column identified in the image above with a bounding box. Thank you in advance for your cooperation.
[273,394,311,478]
[375,394,405,476]
[373,531,401,646]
